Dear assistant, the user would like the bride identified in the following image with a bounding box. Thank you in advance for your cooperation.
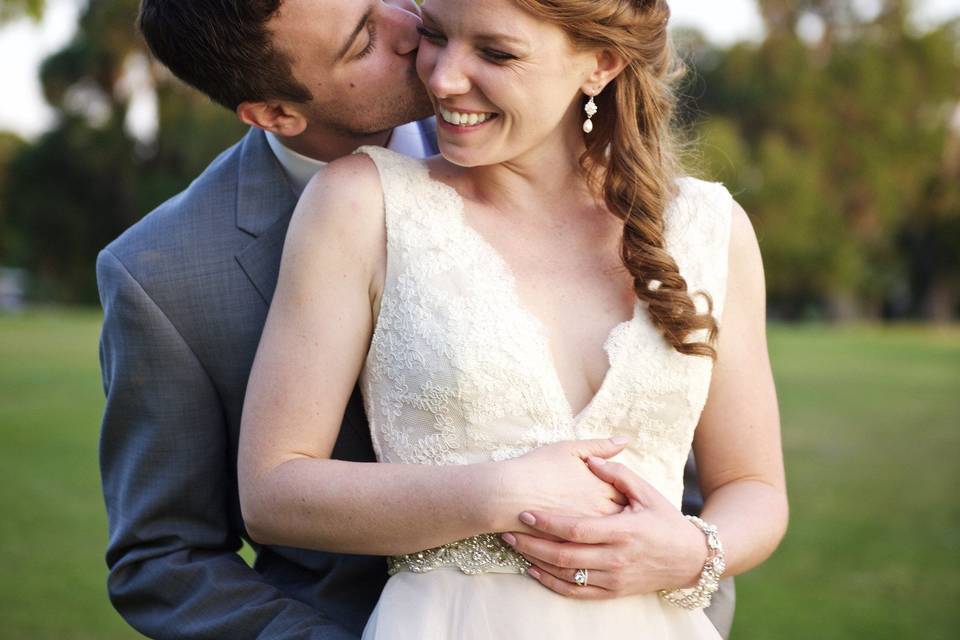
[239,0,787,637]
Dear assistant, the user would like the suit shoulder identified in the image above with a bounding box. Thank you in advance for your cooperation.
[104,139,244,264]
[98,138,253,304]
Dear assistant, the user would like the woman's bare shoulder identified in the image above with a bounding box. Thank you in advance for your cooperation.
[298,153,384,226]
[282,153,387,285]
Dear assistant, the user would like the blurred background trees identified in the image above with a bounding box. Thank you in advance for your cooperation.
[0,0,957,318]
[686,0,960,320]
[0,0,244,302]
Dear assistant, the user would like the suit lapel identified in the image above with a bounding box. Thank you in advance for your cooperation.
[235,128,298,237]
[236,212,293,305]
[234,120,436,306]
[233,128,299,305]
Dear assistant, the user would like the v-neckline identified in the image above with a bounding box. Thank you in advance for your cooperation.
[424,165,638,424]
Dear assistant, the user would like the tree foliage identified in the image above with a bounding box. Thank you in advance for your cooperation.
[686,0,960,319]
[0,1,957,319]
[0,0,44,23]
[1,0,244,302]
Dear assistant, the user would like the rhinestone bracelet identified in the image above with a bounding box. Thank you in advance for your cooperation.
[658,515,726,610]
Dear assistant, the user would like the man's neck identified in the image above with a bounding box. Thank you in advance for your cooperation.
[276,126,393,163]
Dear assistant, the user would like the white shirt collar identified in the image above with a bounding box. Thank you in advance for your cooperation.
[265,121,429,195]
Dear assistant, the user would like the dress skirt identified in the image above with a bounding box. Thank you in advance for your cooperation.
[362,568,722,639]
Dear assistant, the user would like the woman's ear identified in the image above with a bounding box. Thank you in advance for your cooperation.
[236,101,309,137]
[581,48,629,95]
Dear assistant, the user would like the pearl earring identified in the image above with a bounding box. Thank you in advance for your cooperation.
[582,90,599,134]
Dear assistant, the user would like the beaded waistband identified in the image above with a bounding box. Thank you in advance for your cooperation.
[387,533,532,576]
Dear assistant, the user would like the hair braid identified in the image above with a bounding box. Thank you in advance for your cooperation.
[515,0,718,357]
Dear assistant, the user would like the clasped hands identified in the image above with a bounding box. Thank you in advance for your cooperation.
[491,438,707,600]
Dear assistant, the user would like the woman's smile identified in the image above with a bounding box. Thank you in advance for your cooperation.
[437,105,500,131]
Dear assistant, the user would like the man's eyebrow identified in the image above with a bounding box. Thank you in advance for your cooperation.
[336,6,374,61]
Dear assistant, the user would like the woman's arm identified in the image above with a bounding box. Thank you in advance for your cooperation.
[238,155,627,555]
[692,200,789,576]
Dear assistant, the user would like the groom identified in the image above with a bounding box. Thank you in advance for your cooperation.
[97,1,733,638]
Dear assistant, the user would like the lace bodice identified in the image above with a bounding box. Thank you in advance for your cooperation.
[356,146,733,508]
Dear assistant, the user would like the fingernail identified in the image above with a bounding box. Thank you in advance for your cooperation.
[519,512,537,526]
[527,567,541,579]
[611,436,629,445]
[587,455,607,466]
[502,533,517,546]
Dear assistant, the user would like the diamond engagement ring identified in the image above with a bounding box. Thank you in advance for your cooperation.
[573,568,589,587]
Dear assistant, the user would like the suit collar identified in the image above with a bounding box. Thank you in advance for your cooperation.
[234,119,437,305]
[235,128,299,237]
[235,120,435,239]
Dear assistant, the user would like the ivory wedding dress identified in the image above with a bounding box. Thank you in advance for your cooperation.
[355,145,731,639]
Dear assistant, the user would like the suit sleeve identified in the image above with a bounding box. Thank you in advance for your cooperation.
[96,249,358,640]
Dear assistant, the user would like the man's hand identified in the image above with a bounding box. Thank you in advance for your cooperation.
[501,456,707,600]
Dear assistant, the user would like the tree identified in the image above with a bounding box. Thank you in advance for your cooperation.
[691,4,959,320]
[0,0,44,23]
[2,0,245,302]
[0,132,25,260]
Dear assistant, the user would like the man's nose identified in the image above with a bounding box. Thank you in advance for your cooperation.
[383,1,422,57]
[384,0,420,14]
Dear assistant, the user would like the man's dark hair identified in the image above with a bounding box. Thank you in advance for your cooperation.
[137,0,313,111]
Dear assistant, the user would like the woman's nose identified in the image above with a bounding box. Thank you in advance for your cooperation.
[426,48,471,99]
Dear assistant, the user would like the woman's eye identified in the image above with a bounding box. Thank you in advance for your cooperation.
[483,49,516,62]
[416,25,445,42]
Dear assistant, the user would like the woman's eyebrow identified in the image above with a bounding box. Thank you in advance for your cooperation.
[420,9,525,48]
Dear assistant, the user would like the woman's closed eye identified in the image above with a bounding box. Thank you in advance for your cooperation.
[417,25,516,63]
[416,25,445,43]
[481,48,517,63]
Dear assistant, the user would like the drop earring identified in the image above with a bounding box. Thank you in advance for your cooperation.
[582,90,599,134]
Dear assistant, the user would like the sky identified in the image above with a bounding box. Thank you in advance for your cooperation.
[0,0,958,139]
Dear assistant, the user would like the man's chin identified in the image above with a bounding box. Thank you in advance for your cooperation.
[379,96,436,131]
[402,85,436,123]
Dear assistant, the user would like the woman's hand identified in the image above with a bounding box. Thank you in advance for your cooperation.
[501,456,706,599]
[487,438,630,533]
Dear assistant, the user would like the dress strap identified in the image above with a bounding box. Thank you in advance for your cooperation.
[665,178,735,322]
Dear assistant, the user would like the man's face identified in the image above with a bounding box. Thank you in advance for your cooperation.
[270,0,434,136]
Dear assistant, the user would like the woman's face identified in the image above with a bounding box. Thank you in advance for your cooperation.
[416,0,596,168]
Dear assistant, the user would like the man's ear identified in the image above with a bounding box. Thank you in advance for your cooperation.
[581,48,629,95]
[236,101,308,136]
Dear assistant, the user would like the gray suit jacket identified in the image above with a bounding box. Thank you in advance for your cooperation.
[98,122,731,640]
[99,123,434,640]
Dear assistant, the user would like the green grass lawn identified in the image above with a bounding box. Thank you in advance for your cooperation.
[1,310,958,639]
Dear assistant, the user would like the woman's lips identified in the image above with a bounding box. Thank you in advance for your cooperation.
[438,106,499,128]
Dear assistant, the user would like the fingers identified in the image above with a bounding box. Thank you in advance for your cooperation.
[585,457,658,507]
[574,436,629,461]
[525,557,619,594]
[516,510,619,545]
[503,531,613,568]
[525,563,614,600]
[607,494,629,509]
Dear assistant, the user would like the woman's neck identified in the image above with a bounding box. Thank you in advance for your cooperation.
[461,126,599,224]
